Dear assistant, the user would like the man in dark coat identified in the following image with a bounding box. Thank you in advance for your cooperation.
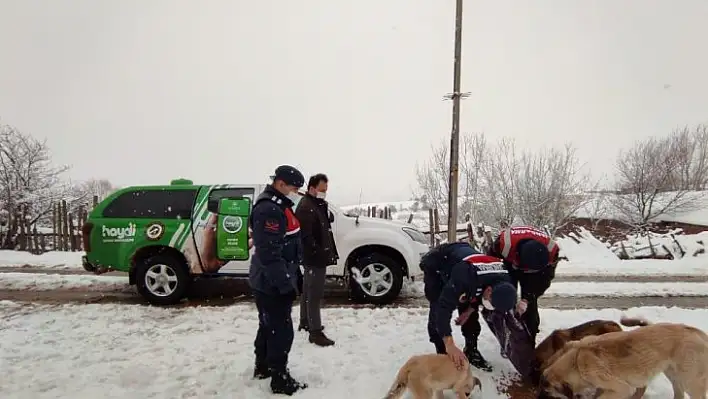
[249,165,307,395]
[421,242,518,371]
[295,173,339,347]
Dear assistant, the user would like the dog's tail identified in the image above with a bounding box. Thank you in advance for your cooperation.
[620,315,651,327]
[382,358,413,399]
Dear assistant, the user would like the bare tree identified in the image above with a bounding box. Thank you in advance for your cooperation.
[579,175,613,230]
[0,124,69,225]
[666,124,708,191]
[458,133,487,224]
[514,143,591,234]
[478,137,519,227]
[415,133,489,224]
[414,139,449,219]
[66,178,117,216]
[613,135,699,227]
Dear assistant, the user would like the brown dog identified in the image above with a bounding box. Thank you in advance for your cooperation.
[529,316,650,397]
[383,353,481,399]
[538,318,708,399]
[532,317,649,377]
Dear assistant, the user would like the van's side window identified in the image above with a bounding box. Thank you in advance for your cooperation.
[102,189,198,219]
[207,188,255,213]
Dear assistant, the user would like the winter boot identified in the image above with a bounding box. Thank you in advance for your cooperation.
[464,344,493,372]
[270,369,308,396]
[253,360,271,380]
[308,330,335,347]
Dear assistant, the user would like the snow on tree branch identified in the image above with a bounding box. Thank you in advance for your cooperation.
[514,143,592,233]
[414,138,450,219]
[0,123,70,225]
[612,130,706,227]
[478,137,519,227]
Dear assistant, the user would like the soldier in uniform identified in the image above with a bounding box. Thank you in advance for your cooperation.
[421,242,518,371]
[249,165,307,395]
[487,225,560,344]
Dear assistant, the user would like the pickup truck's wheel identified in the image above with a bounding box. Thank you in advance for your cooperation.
[349,252,404,305]
[134,254,190,306]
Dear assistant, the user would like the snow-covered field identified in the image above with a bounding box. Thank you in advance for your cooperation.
[0,301,701,398]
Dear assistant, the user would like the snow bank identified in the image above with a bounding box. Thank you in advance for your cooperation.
[403,280,708,298]
[0,302,700,398]
[543,282,708,297]
[610,230,708,259]
[556,256,708,276]
[0,250,84,269]
[556,227,618,263]
[553,227,708,275]
[0,272,130,291]
[3,272,707,297]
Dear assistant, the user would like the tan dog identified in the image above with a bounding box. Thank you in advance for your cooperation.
[383,353,482,399]
[531,317,649,383]
[538,317,708,399]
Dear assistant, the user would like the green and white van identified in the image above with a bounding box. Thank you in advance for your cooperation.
[82,179,430,306]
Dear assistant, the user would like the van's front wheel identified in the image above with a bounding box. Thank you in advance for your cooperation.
[135,254,190,306]
[349,253,404,305]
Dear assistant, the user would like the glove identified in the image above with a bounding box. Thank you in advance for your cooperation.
[516,299,528,315]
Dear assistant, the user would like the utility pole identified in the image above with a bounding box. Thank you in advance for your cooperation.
[444,0,469,243]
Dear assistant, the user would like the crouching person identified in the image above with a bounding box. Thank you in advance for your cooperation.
[249,165,308,395]
[421,242,518,372]
[488,225,560,345]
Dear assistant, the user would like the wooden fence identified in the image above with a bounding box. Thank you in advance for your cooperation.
[1,196,98,254]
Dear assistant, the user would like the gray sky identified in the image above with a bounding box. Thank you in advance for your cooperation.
[1,0,707,205]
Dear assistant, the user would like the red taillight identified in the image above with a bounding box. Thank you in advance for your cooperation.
[82,222,93,253]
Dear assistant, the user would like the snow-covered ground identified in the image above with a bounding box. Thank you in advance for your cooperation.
[0,302,701,398]
[0,250,83,269]
[0,272,130,292]
[1,246,708,277]
[2,272,707,297]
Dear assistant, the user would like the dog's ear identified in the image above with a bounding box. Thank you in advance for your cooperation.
[551,330,569,351]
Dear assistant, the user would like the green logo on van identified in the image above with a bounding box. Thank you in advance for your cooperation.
[222,216,243,234]
[101,223,137,243]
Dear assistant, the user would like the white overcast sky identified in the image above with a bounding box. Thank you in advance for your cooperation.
[1,0,707,205]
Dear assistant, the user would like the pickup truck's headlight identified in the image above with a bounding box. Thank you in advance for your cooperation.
[402,227,428,245]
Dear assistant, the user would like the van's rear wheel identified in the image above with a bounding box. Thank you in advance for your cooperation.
[135,254,190,306]
[349,252,404,305]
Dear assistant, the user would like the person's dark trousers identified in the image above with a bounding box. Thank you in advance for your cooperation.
[253,290,314,397]
[424,269,447,354]
[423,270,481,354]
[458,303,481,350]
[299,265,327,331]
[254,291,294,373]
[299,265,334,346]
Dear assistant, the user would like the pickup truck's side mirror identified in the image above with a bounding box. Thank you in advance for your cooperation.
[329,211,334,224]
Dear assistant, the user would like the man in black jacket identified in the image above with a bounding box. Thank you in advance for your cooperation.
[249,165,307,395]
[295,173,339,347]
